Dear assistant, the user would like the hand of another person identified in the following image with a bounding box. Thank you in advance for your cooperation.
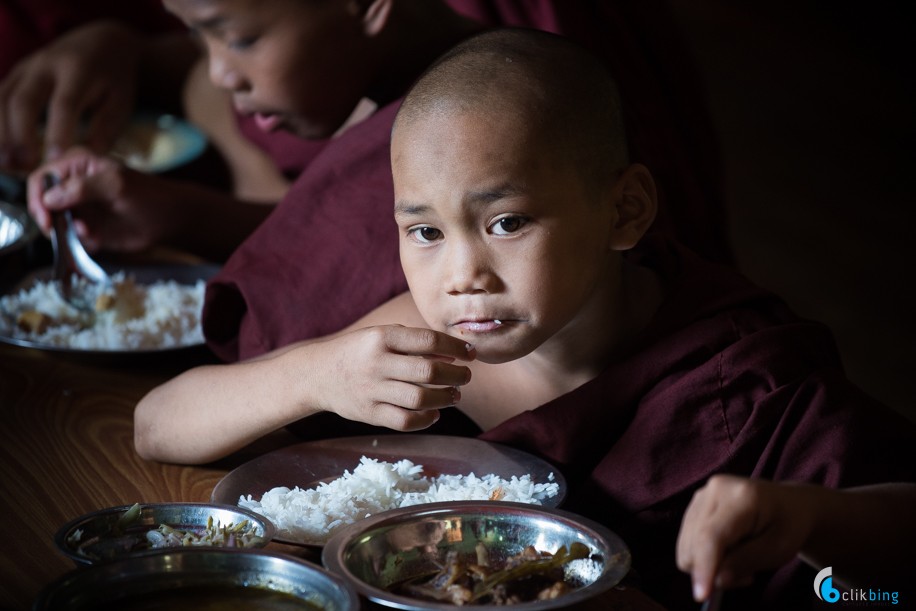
[0,21,140,173]
[306,325,476,430]
[676,475,820,602]
[26,147,171,253]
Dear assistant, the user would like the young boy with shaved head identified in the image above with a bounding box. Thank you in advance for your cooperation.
[136,29,916,609]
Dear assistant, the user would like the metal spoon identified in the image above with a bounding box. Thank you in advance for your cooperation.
[701,587,723,611]
[45,174,112,311]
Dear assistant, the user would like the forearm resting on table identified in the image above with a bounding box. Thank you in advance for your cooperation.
[134,341,327,464]
[801,483,916,585]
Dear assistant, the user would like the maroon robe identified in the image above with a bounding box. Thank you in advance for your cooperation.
[287,236,916,610]
[205,0,729,361]
[480,237,916,609]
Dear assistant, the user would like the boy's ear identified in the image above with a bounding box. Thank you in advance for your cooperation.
[350,0,394,37]
[607,163,658,251]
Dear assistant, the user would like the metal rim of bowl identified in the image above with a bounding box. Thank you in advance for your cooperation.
[322,500,631,611]
[53,501,278,565]
[0,200,38,256]
[35,547,361,611]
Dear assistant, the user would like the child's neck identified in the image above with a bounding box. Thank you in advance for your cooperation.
[462,261,663,430]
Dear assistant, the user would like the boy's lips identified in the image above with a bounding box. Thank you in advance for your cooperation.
[450,318,511,333]
[253,112,284,133]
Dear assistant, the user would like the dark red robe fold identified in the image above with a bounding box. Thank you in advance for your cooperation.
[203,103,406,360]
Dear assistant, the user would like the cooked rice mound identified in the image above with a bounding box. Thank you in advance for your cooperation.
[0,272,205,350]
[239,456,560,544]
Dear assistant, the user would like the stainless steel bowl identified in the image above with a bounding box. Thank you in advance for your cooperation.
[0,200,36,254]
[54,502,276,565]
[322,501,630,610]
[0,200,39,288]
[35,548,360,610]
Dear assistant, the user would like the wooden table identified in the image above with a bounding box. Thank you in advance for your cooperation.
[0,343,666,611]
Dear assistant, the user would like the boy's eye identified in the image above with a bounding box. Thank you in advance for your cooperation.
[227,35,257,51]
[490,216,528,236]
[408,226,443,244]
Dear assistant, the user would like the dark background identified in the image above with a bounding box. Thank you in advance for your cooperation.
[668,1,915,422]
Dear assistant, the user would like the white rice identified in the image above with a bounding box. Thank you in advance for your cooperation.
[0,272,205,350]
[239,456,560,544]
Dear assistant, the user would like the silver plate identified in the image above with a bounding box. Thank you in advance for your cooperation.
[0,263,218,355]
[54,502,276,565]
[211,435,567,546]
[322,500,630,611]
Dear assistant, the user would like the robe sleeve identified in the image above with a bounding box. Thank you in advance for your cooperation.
[202,103,408,361]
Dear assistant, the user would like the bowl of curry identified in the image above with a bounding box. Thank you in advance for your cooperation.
[322,500,630,610]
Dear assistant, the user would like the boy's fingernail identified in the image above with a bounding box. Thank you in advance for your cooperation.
[43,188,63,206]
[692,580,705,602]
[451,386,461,404]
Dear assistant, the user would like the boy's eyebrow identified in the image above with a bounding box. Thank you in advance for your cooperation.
[187,15,228,32]
[394,201,429,217]
[394,184,526,218]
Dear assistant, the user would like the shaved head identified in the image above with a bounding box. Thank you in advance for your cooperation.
[395,28,629,194]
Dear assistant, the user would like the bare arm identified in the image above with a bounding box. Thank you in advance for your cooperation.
[676,475,916,602]
[134,293,474,464]
[0,21,200,173]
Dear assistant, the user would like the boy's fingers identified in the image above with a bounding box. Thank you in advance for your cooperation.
[6,78,49,169]
[384,326,476,361]
[45,84,88,159]
[368,403,442,432]
[377,382,461,413]
[684,536,723,602]
[385,356,471,388]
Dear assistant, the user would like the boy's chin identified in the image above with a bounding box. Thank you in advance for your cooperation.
[473,346,530,365]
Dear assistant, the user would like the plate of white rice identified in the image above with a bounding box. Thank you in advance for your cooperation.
[211,435,566,546]
[0,264,217,353]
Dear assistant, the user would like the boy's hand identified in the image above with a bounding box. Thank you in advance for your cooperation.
[0,21,139,172]
[26,147,169,253]
[676,475,819,602]
[307,325,475,430]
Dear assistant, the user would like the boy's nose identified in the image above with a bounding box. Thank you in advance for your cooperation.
[208,54,246,92]
[444,243,500,296]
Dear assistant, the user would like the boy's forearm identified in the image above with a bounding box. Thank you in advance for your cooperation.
[133,343,326,464]
[800,483,916,586]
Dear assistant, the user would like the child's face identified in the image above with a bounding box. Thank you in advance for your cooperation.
[392,110,619,364]
[164,0,373,139]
